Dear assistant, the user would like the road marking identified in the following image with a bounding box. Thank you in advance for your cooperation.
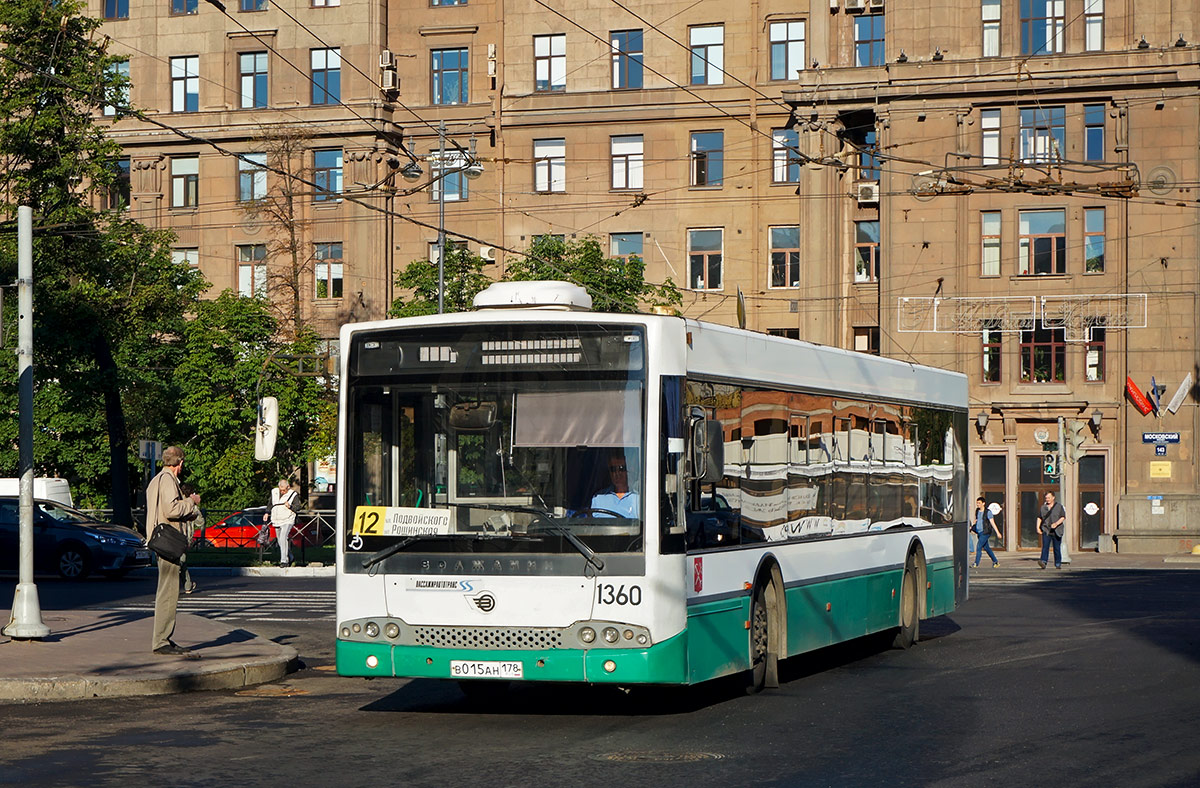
[91,589,336,622]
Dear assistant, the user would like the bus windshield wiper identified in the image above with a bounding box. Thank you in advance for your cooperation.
[454,503,605,571]
[361,536,421,569]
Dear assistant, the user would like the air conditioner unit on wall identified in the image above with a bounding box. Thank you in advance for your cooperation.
[868,0,884,9]
[380,70,398,92]
[829,0,839,11]
[857,182,880,204]
[379,49,394,69]
[479,245,497,262]
[845,0,867,12]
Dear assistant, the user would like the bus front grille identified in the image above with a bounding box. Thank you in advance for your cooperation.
[411,626,565,650]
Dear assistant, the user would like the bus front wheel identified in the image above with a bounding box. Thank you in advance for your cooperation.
[747,578,780,693]
[892,555,921,649]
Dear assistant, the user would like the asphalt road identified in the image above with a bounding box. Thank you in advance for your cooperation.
[2,571,1199,788]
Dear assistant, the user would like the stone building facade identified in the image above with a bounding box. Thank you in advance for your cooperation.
[93,0,1199,553]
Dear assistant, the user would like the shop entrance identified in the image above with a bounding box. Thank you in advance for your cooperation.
[1018,455,1058,549]
[1078,454,1106,550]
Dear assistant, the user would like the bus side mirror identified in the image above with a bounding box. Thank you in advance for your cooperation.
[255,396,279,461]
[692,419,725,484]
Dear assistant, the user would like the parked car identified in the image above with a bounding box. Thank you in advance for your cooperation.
[198,507,326,549]
[0,497,152,579]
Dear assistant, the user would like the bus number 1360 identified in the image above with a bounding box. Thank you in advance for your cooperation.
[597,584,642,606]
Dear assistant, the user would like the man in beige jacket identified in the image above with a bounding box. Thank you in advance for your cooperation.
[146,445,200,655]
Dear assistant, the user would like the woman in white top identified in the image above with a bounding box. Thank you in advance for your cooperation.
[267,479,299,567]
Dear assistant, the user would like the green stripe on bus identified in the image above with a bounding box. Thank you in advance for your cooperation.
[336,632,690,685]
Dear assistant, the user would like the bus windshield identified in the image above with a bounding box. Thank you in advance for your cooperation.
[344,323,646,568]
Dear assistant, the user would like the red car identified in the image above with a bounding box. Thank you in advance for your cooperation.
[198,507,324,549]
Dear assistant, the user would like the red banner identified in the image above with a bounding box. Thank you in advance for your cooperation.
[1126,376,1153,416]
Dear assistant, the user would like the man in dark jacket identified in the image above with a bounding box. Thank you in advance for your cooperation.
[1036,491,1066,569]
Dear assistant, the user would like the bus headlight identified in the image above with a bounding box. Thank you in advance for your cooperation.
[340,626,351,638]
[579,627,596,644]
[365,622,380,638]
[385,623,401,639]
[602,627,619,644]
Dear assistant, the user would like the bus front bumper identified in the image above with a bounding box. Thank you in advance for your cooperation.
[336,630,689,685]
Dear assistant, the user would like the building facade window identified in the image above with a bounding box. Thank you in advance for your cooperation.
[104,0,129,20]
[1084,104,1105,161]
[854,14,885,67]
[854,220,880,282]
[1085,320,1106,381]
[854,327,880,355]
[314,242,343,299]
[432,153,468,202]
[982,0,1001,57]
[170,56,199,113]
[311,48,341,105]
[431,0,466,5]
[1084,0,1104,51]
[432,48,469,105]
[772,129,801,183]
[533,138,566,193]
[768,328,800,339]
[982,320,1002,383]
[102,157,131,211]
[611,30,644,89]
[312,0,341,6]
[239,51,268,109]
[690,131,723,187]
[1084,207,1105,273]
[1019,106,1065,163]
[240,0,268,11]
[610,232,643,263]
[171,248,200,267]
[103,60,130,117]
[769,226,800,288]
[611,135,643,189]
[982,211,1001,276]
[769,21,806,81]
[171,0,198,14]
[237,244,267,297]
[1018,209,1065,275]
[313,149,343,201]
[689,25,724,85]
[534,34,566,92]
[1020,0,1064,55]
[981,108,1001,165]
[238,153,267,202]
[859,129,880,181]
[1020,320,1065,383]
[688,228,723,290]
[171,156,199,208]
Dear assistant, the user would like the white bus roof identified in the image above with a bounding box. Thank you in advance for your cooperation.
[340,309,966,412]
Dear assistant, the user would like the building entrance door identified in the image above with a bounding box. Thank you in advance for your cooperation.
[979,455,1007,550]
[1018,455,1058,549]
[1077,454,1105,551]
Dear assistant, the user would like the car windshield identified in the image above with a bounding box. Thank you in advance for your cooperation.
[345,323,646,563]
[36,501,95,524]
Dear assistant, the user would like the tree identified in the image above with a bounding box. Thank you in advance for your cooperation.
[507,235,681,313]
[171,293,329,510]
[0,0,205,518]
[389,245,493,317]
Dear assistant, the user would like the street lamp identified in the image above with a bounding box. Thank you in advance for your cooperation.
[403,122,485,314]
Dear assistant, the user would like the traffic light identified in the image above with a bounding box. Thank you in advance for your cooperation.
[1043,452,1058,477]
[1065,420,1087,463]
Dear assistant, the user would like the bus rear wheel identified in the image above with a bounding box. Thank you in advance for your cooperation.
[892,555,920,649]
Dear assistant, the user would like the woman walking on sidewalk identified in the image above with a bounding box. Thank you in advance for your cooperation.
[973,496,1001,567]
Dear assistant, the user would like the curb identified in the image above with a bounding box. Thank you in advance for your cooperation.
[131,565,335,578]
[0,646,298,703]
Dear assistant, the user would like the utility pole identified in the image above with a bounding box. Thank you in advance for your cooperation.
[4,206,49,639]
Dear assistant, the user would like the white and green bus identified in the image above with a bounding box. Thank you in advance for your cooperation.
[336,281,968,691]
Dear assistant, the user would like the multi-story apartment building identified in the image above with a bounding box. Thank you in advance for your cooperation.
[94,0,1199,554]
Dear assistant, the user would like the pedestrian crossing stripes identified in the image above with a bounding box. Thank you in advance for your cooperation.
[92,590,336,623]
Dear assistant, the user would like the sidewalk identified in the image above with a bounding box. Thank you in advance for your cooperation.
[0,608,298,704]
[968,549,1200,572]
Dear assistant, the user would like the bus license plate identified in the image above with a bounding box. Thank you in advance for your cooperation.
[449,660,523,679]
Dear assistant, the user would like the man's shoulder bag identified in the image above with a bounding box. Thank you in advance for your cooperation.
[148,523,188,565]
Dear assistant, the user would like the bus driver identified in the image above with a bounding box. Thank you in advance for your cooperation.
[591,451,639,519]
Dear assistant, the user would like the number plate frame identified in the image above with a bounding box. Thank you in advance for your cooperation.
[449,660,524,679]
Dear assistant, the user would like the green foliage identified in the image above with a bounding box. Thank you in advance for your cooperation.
[389,246,493,317]
[506,235,681,314]
[172,293,328,510]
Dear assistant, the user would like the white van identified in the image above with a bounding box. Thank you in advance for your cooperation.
[0,477,74,507]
